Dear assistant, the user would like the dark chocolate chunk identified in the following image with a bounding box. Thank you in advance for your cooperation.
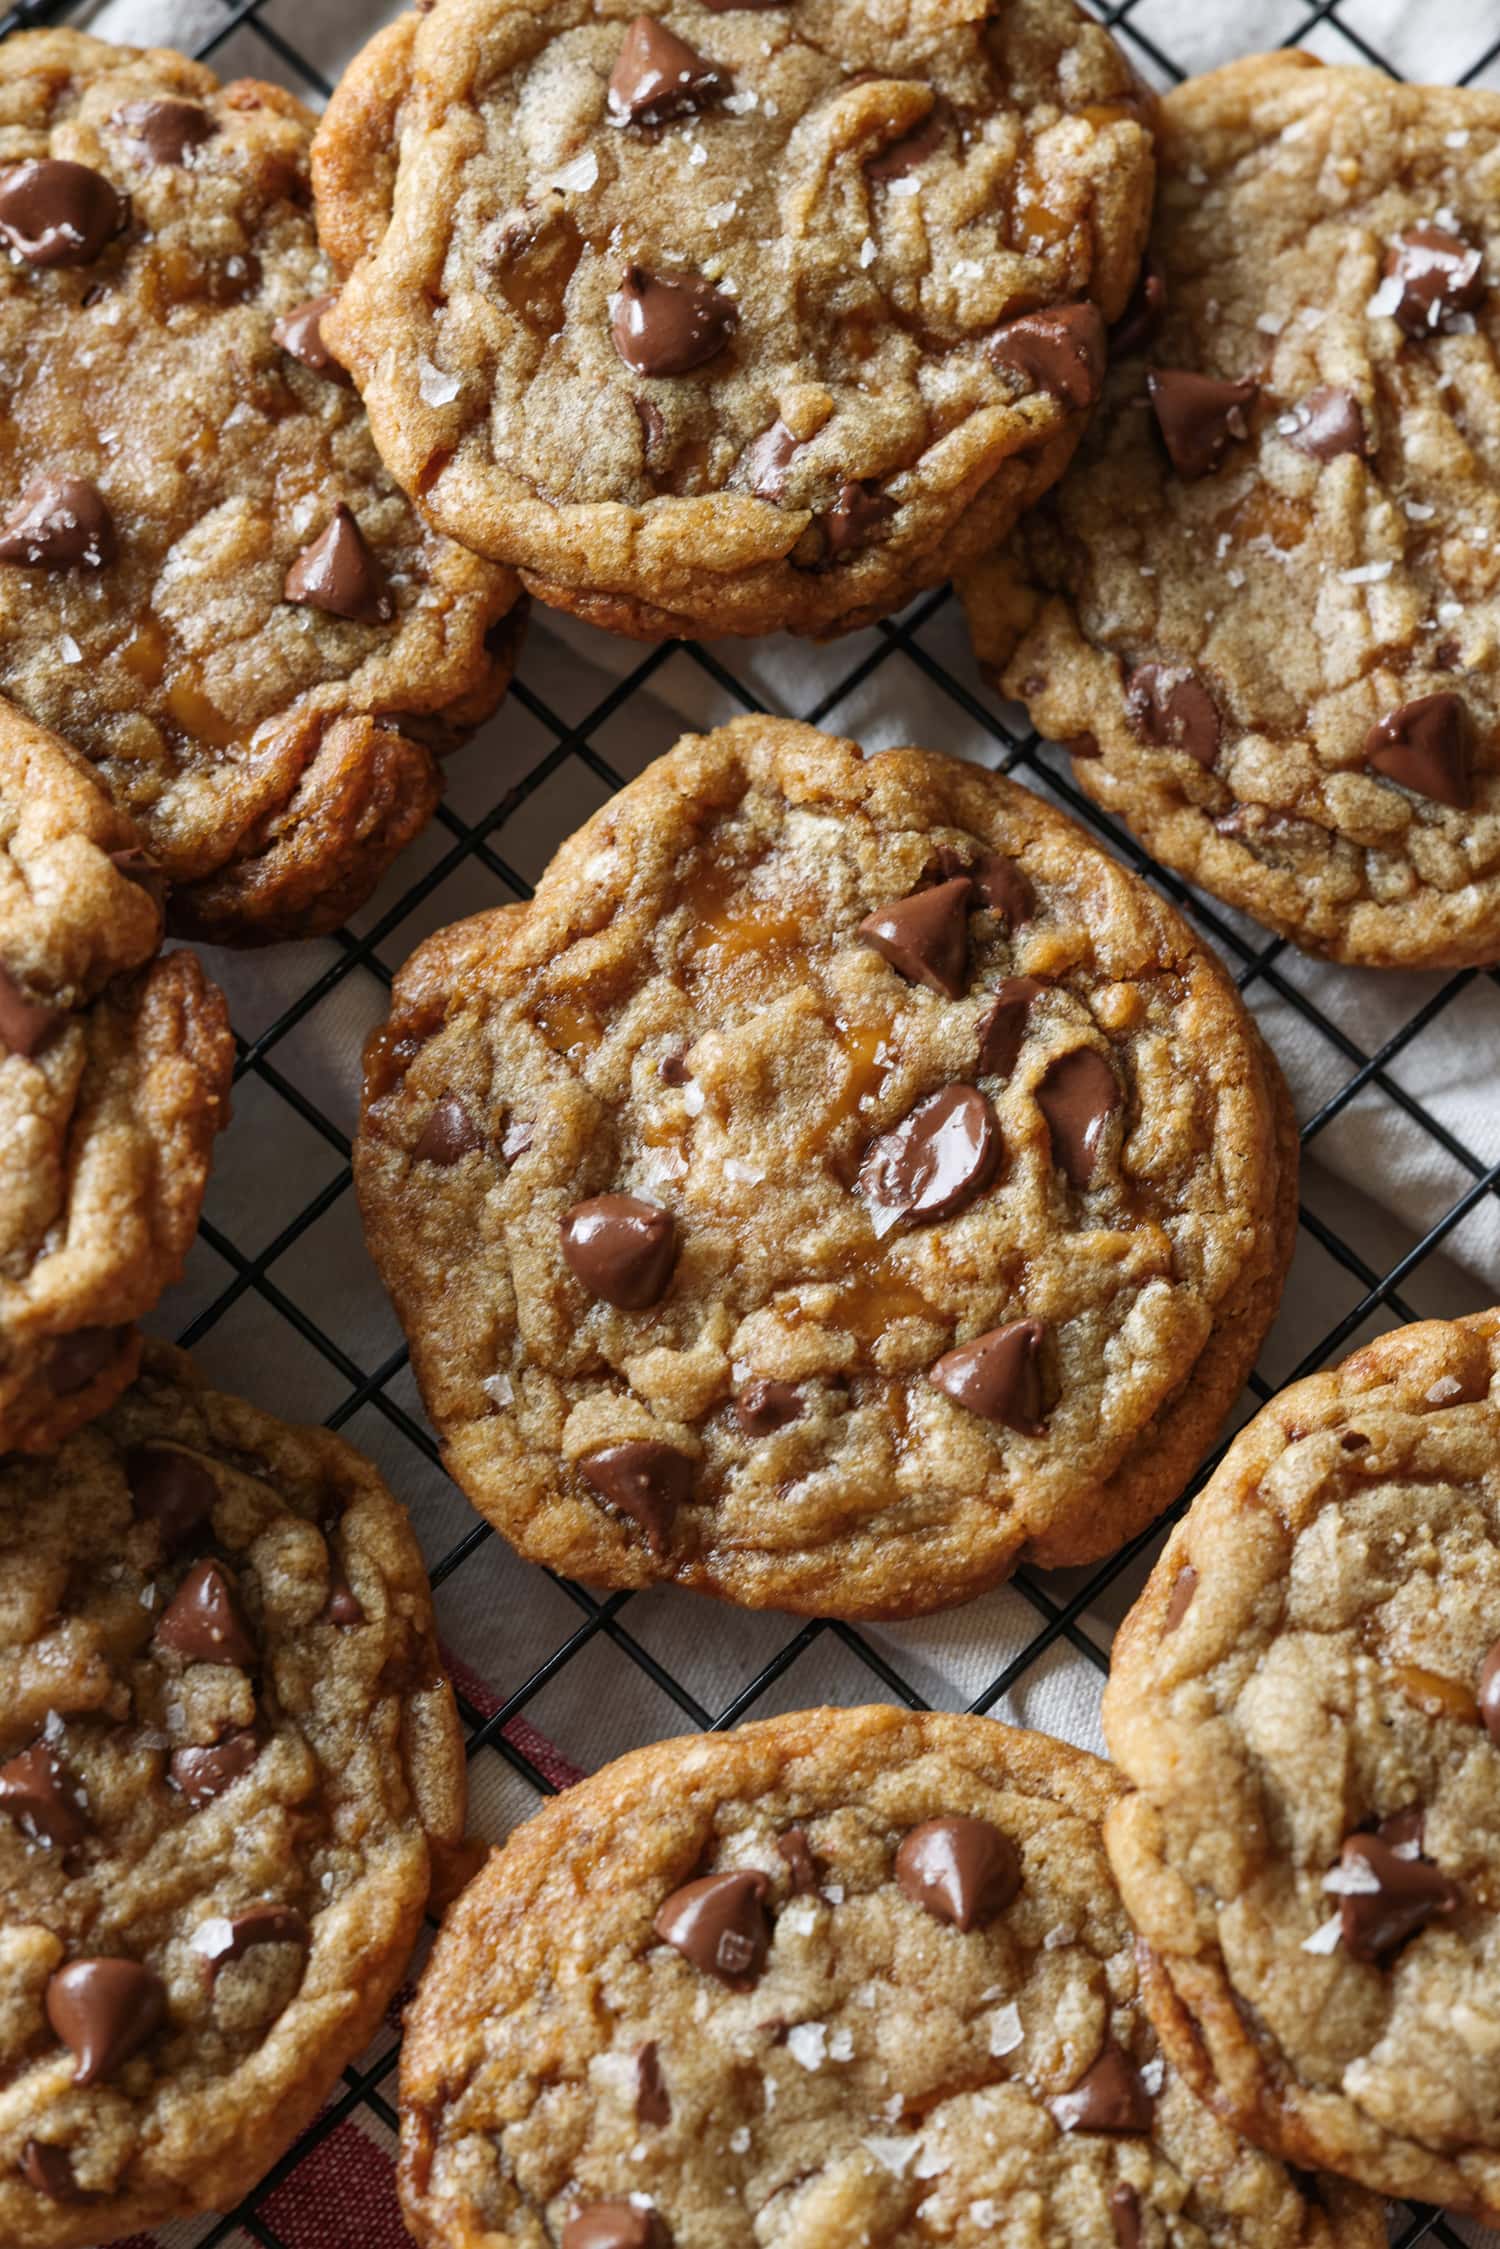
[561,1194,676,1308]
[927,1319,1045,1433]
[653,1868,771,1986]
[894,1815,1020,1930]
[1147,368,1257,479]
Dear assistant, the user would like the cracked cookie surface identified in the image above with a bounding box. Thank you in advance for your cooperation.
[960,53,1500,968]
[1103,1311,1500,2218]
[0,30,524,943]
[355,717,1296,1618]
[0,699,231,1452]
[398,1704,1383,2248]
[312,0,1154,640]
[0,1340,467,2248]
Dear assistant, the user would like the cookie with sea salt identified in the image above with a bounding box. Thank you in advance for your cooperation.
[311,0,1155,640]
[355,716,1296,1618]
[960,52,1500,968]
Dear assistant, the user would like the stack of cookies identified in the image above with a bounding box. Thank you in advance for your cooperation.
[1,0,1497,2241]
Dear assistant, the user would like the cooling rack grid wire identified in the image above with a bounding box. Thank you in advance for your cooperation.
[4,0,1500,2241]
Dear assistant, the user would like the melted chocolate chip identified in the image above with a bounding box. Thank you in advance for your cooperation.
[928,846,1027,929]
[1337,1831,1460,1962]
[1147,369,1257,479]
[126,1442,216,1553]
[1125,661,1221,767]
[635,2037,671,2125]
[1284,386,1371,463]
[894,1815,1020,1930]
[776,1826,820,1894]
[1163,1564,1198,1633]
[743,417,803,499]
[0,474,114,569]
[608,17,729,126]
[21,2139,90,2203]
[858,1084,1000,1236]
[736,1379,802,1436]
[562,2205,670,2249]
[49,1325,126,1394]
[273,293,351,382]
[560,1193,676,1308]
[610,266,738,377]
[154,1559,256,1668]
[988,303,1106,410]
[1110,255,1166,358]
[820,479,895,557]
[113,98,216,166]
[0,1742,89,1848]
[858,876,972,999]
[0,159,127,266]
[1037,1048,1120,1187]
[414,1095,483,1165]
[1049,2045,1155,2135]
[580,1441,692,1552]
[1384,224,1484,337]
[1364,691,1471,809]
[977,977,1044,1079]
[865,100,947,182]
[0,962,61,1056]
[1110,2182,1142,2248]
[196,1904,310,1983]
[45,1957,166,2085]
[927,1318,1045,1433]
[659,1051,691,1085]
[654,1868,771,1986]
[284,505,392,623]
[169,1727,261,1806]
[323,1558,364,1627]
[1479,1639,1500,1745]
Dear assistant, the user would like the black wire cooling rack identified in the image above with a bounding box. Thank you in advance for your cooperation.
[5,0,1500,2241]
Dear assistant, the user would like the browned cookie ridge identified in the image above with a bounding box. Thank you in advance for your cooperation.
[397,1706,1383,2247]
[0,30,525,944]
[355,717,1296,1618]
[961,54,1500,968]
[0,1342,467,2247]
[312,0,1155,640]
[1103,1312,1500,2219]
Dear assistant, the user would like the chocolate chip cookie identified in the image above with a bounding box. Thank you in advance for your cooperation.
[0,698,231,1453]
[0,1339,467,2246]
[0,30,525,945]
[398,1704,1382,2247]
[1103,1310,1500,2218]
[355,716,1296,1618]
[311,0,1154,641]
[960,52,1500,969]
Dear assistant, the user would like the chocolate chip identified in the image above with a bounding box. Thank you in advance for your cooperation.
[743,417,802,499]
[858,876,972,999]
[1049,2045,1155,2135]
[610,265,738,377]
[195,1904,310,1983]
[977,977,1044,1079]
[866,100,947,182]
[927,1319,1045,1433]
[1337,1831,1460,1962]
[562,2204,670,2249]
[820,479,895,557]
[1479,1639,1500,1745]
[49,1325,125,1394]
[154,1558,256,1668]
[126,1442,217,1553]
[1110,2183,1142,2249]
[323,1557,364,1627]
[1147,369,1257,479]
[776,1826,820,1894]
[988,304,1106,410]
[0,159,127,266]
[502,1117,535,1161]
[112,98,216,166]
[561,1193,677,1308]
[0,474,114,568]
[273,292,351,382]
[1064,732,1101,760]
[736,1379,802,1437]
[858,1084,1000,1236]
[20,2140,90,2204]
[659,1051,691,1085]
[933,849,1028,928]
[1383,224,1484,337]
[894,1815,1020,1930]
[414,1095,483,1165]
[580,1441,692,1552]
[1364,691,1471,809]
[1110,255,1166,358]
[1163,1564,1197,1633]
[1125,661,1220,767]
[608,17,729,126]
[45,1957,166,2085]
[635,2037,671,2125]
[0,1742,89,1848]
[285,505,392,623]
[169,1727,261,1806]
[1283,386,1370,463]
[1037,1048,1120,1187]
[0,961,61,1055]
[654,1868,771,1986]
